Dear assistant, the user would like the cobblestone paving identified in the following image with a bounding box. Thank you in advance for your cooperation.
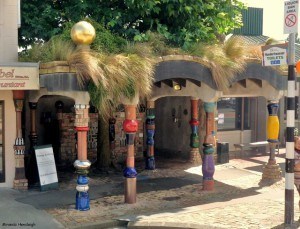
[135,198,299,229]
[46,155,300,228]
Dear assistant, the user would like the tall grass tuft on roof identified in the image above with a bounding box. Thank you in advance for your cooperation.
[189,37,247,90]
[246,45,263,61]
[88,51,154,117]
[19,25,257,98]
[19,36,75,62]
[68,48,106,87]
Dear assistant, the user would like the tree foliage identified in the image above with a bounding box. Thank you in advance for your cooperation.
[20,0,245,49]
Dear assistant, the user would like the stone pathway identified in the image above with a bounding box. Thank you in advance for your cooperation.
[45,154,300,228]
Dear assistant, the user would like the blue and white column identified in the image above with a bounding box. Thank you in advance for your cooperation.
[145,100,155,170]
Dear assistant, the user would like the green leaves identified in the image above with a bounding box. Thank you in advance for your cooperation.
[20,0,245,49]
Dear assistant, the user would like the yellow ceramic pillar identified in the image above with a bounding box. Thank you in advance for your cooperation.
[262,100,282,181]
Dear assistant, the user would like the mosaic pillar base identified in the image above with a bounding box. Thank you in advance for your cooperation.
[189,148,202,165]
[125,178,137,204]
[203,179,214,191]
[74,160,91,211]
[262,164,282,181]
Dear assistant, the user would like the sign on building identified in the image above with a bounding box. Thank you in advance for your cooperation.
[0,62,39,90]
[284,0,299,34]
[261,43,288,66]
[34,145,58,191]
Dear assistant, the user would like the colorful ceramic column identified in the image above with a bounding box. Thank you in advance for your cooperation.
[55,101,64,122]
[13,91,27,190]
[262,101,282,180]
[145,100,155,170]
[28,102,39,185]
[55,101,64,164]
[29,102,38,149]
[123,104,138,204]
[109,118,116,151]
[74,104,91,211]
[189,98,202,164]
[202,102,216,191]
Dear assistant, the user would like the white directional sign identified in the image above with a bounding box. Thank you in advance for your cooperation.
[34,145,58,191]
[284,0,299,34]
[261,43,288,66]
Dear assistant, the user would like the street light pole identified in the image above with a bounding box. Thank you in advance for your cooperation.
[285,32,295,225]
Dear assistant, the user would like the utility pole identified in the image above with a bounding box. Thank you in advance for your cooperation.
[285,32,295,225]
[283,0,298,224]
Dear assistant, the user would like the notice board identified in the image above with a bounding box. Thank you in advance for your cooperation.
[34,145,58,191]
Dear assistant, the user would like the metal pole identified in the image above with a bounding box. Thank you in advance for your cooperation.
[285,32,295,225]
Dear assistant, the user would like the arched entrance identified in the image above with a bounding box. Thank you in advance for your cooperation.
[155,96,192,160]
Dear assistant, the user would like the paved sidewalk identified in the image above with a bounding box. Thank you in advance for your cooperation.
[124,155,300,229]
[1,151,300,228]
[0,188,63,229]
[47,152,300,228]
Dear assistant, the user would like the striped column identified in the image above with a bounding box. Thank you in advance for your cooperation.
[13,91,27,190]
[145,100,155,170]
[189,98,202,165]
[123,104,138,204]
[285,34,296,225]
[202,102,215,191]
[74,104,91,211]
[262,101,282,180]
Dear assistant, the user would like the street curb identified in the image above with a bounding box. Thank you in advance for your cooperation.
[70,219,128,229]
[128,221,224,229]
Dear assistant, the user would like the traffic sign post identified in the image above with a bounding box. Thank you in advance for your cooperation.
[284,0,298,34]
[284,0,298,226]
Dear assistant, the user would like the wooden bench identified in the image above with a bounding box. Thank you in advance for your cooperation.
[234,141,279,154]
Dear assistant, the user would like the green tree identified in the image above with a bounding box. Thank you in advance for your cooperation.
[20,0,245,48]
[19,1,245,170]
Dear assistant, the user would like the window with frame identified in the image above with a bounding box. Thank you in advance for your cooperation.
[217,97,250,131]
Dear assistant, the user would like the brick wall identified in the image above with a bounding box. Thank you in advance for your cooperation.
[112,111,145,163]
[87,113,98,163]
[59,113,76,166]
[58,111,145,166]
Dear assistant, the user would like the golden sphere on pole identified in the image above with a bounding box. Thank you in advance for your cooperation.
[70,21,96,45]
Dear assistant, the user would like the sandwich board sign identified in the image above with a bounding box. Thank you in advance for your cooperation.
[284,0,299,34]
[34,145,58,191]
[261,43,288,66]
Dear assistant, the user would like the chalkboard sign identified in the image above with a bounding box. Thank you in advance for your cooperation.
[34,145,58,191]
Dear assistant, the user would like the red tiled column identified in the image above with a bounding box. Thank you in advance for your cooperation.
[74,104,91,211]
[123,104,138,204]
[189,98,202,165]
[13,91,27,190]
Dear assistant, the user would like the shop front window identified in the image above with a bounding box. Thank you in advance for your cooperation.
[217,97,250,131]
[0,101,4,182]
